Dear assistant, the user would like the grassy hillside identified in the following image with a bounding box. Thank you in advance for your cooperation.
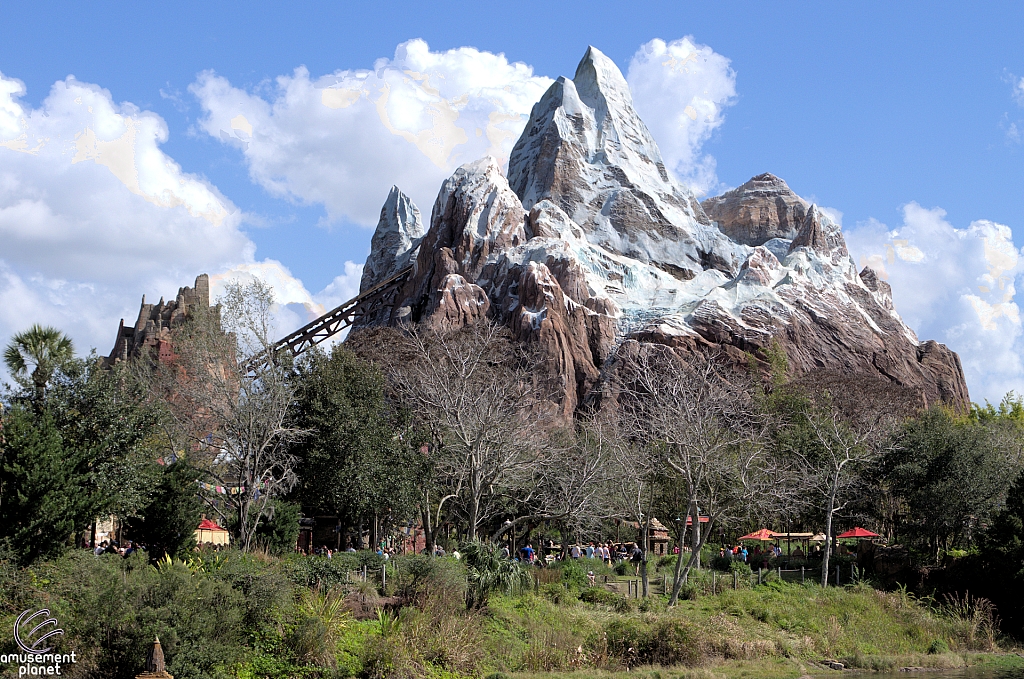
[0,549,1019,679]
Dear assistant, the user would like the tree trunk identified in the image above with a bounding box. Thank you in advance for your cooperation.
[421,505,434,555]
[691,501,702,570]
[467,503,478,542]
[822,486,837,587]
[669,526,687,604]
[641,516,651,597]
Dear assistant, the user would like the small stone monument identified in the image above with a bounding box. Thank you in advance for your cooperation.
[136,636,173,679]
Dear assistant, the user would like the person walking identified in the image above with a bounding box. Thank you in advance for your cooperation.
[630,543,644,576]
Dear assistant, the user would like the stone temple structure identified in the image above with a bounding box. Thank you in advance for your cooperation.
[104,274,211,367]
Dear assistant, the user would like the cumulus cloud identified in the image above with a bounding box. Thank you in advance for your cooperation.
[1012,74,1024,107]
[191,37,740,225]
[845,203,1024,404]
[190,39,554,226]
[626,37,737,196]
[0,70,329,373]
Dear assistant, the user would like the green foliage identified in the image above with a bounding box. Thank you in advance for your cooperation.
[729,560,753,576]
[928,638,951,654]
[284,552,362,589]
[1,357,160,564]
[292,345,422,530]
[969,392,1024,424]
[126,461,203,559]
[3,323,74,398]
[395,554,467,611]
[578,586,623,606]
[987,470,1024,567]
[760,339,790,388]
[0,405,88,563]
[255,500,301,555]
[288,586,352,667]
[556,559,588,591]
[886,406,1018,558]
[462,541,532,607]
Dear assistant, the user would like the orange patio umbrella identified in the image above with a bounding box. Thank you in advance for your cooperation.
[739,528,776,541]
[836,527,880,539]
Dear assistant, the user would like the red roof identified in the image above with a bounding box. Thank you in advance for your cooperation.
[685,516,710,525]
[739,528,776,541]
[197,518,226,531]
[836,527,880,539]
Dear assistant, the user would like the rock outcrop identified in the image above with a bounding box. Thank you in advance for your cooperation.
[104,274,212,367]
[353,46,970,413]
[701,173,809,247]
[360,186,424,292]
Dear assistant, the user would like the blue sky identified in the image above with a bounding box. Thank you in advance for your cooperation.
[2,2,1023,402]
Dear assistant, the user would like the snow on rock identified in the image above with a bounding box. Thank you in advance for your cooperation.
[508,46,746,280]
[355,46,970,413]
[360,186,424,292]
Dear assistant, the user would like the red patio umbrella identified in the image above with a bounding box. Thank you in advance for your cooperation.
[739,528,776,541]
[836,527,879,539]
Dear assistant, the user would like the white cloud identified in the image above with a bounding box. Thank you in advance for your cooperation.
[190,39,554,226]
[208,258,363,344]
[626,37,737,196]
[845,203,1024,404]
[0,70,321,373]
[1012,74,1024,107]
[315,261,364,310]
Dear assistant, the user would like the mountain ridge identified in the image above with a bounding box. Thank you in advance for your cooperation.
[354,46,968,415]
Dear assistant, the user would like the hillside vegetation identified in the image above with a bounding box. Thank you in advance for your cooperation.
[1,548,1018,679]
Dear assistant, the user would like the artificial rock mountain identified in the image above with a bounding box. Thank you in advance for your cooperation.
[355,46,969,416]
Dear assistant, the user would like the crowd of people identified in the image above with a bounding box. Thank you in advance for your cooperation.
[89,539,143,558]
[510,541,646,574]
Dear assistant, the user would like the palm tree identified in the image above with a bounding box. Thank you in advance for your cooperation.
[3,324,75,399]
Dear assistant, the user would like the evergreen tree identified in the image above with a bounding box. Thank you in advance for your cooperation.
[292,345,420,545]
[127,461,204,559]
[0,405,88,562]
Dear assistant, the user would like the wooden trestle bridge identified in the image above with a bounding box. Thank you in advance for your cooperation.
[248,265,412,372]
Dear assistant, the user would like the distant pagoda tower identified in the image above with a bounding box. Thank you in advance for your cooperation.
[136,636,173,678]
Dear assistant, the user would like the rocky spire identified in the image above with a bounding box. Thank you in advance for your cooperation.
[507,46,745,278]
[359,186,424,293]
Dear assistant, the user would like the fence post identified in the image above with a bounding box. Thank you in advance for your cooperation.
[801,566,805,584]
[758,568,762,585]
[836,564,840,586]
[852,564,856,582]
[733,571,738,590]
[382,565,386,589]
[712,571,716,595]
[778,567,781,581]
[362,565,367,582]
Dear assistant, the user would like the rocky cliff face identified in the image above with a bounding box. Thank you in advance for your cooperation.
[104,274,212,366]
[355,47,970,413]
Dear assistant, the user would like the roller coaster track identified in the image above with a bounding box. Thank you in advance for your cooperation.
[247,265,412,372]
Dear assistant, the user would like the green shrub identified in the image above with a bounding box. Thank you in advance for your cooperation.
[558,559,588,591]
[253,500,300,556]
[613,561,629,576]
[539,582,571,604]
[928,638,951,654]
[462,541,531,607]
[578,586,622,606]
[729,560,752,575]
[395,553,467,611]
